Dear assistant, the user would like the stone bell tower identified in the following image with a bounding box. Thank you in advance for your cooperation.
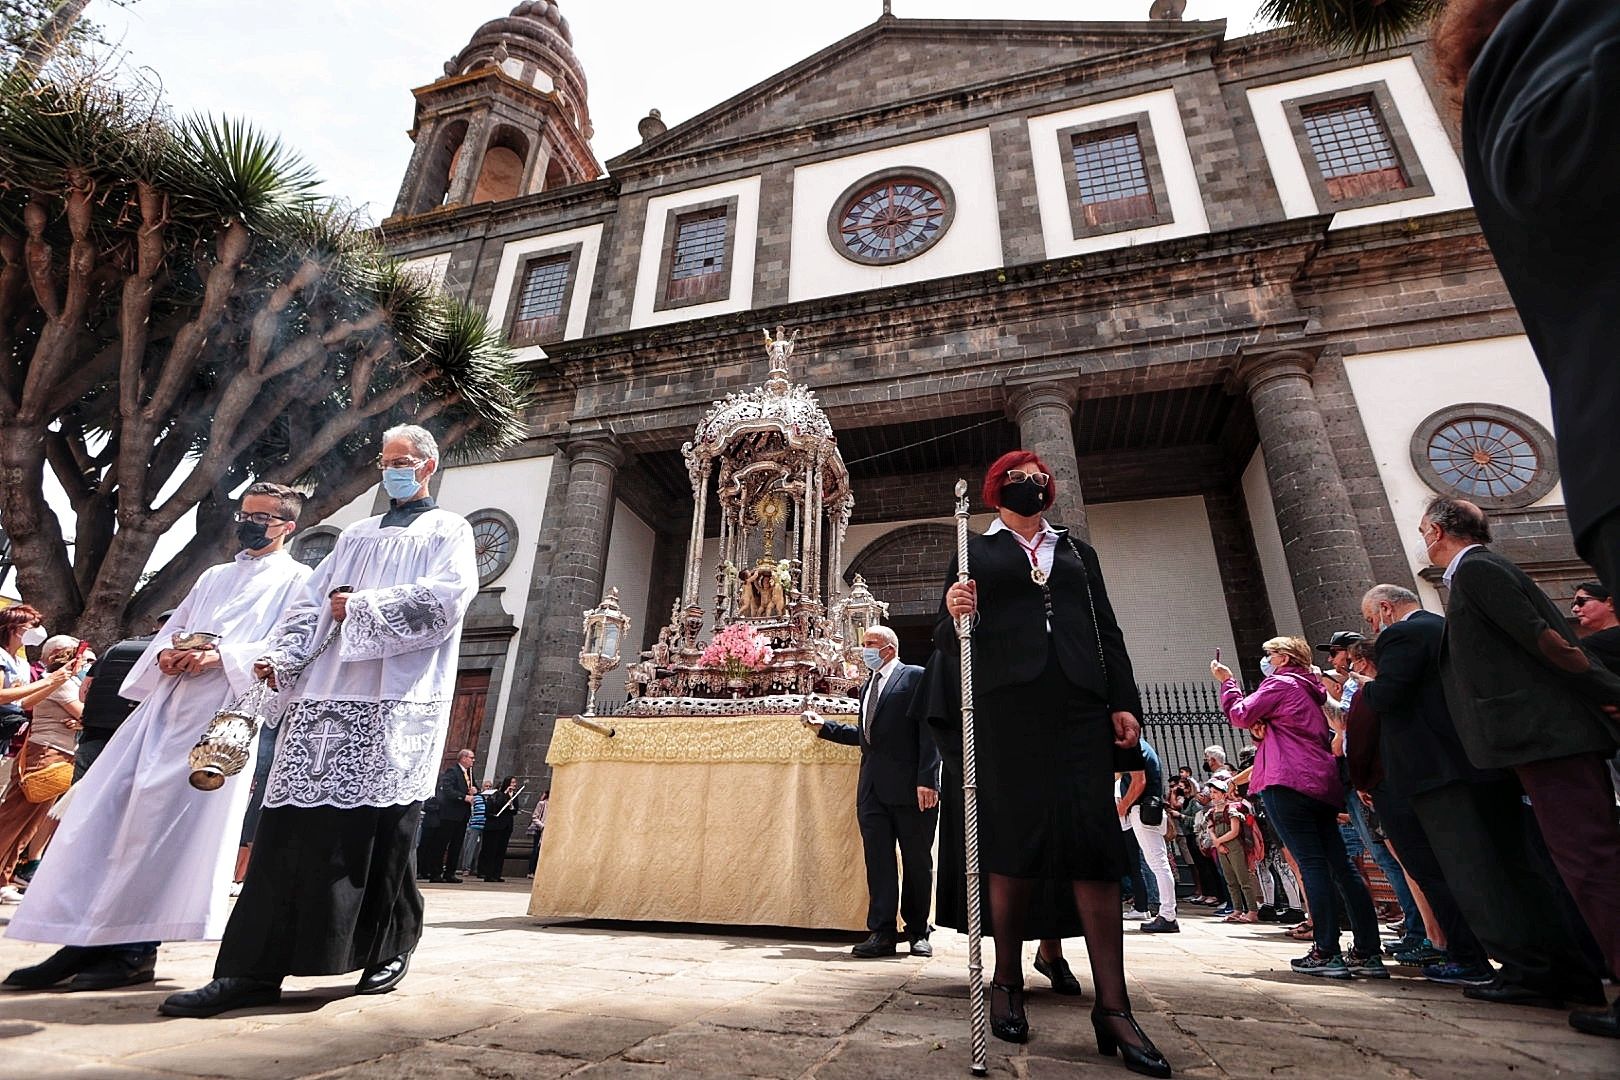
[389,1,602,220]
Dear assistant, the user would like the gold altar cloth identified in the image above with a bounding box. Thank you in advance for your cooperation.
[528,713,869,931]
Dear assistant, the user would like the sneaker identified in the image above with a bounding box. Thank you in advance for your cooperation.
[1140,916,1181,934]
[13,859,40,884]
[1291,947,1353,980]
[1423,961,1497,987]
[1344,949,1391,979]
[0,885,24,904]
[1257,904,1279,923]
[1275,907,1306,923]
[1122,909,1151,922]
[1392,942,1447,966]
[228,881,243,898]
[1213,905,1234,917]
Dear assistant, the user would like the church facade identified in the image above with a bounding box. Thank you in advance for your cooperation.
[304,3,1577,785]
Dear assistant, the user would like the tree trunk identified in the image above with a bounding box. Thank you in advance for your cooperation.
[15,0,93,74]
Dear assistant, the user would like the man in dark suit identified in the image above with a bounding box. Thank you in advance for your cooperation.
[1358,584,1584,998]
[1423,495,1620,1035]
[417,748,477,884]
[807,625,939,958]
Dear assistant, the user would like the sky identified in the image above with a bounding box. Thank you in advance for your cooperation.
[90,0,1274,221]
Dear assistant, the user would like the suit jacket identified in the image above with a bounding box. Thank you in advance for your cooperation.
[818,662,941,807]
[435,763,475,823]
[1361,610,1500,796]
[930,528,1141,717]
[1439,548,1620,769]
[1465,0,1620,541]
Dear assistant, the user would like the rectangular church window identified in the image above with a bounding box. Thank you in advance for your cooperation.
[1070,125,1156,228]
[666,209,730,303]
[1300,95,1408,202]
[511,253,571,342]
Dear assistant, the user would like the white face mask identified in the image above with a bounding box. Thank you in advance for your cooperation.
[21,625,47,648]
[1259,656,1275,678]
[860,647,886,671]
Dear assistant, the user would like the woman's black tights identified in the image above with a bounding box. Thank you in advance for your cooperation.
[988,872,1143,1047]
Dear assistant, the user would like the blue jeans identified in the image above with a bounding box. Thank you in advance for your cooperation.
[1261,786,1380,958]
[1346,789,1421,942]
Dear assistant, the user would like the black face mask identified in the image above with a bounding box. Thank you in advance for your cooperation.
[999,479,1046,517]
[236,520,271,551]
[1201,761,1214,775]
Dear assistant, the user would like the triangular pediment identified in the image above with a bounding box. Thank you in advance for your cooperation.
[610,17,1224,167]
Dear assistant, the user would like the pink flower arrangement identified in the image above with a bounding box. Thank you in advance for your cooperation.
[699,622,774,678]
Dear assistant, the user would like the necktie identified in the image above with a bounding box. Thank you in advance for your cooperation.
[863,671,882,744]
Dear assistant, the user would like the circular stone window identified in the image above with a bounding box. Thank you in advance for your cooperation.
[467,509,519,586]
[292,528,339,570]
[829,168,955,266]
[1410,404,1558,510]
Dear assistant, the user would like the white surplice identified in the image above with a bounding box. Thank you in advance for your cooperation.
[258,507,478,810]
[5,550,311,946]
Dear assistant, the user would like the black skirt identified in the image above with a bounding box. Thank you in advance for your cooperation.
[214,802,424,979]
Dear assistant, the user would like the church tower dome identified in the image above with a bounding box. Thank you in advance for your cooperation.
[389,1,602,221]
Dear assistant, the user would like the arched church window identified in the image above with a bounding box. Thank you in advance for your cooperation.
[829,169,955,266]
[1410,404,1558,510]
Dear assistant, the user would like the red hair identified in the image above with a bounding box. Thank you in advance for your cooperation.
[1432,0,1522,108]
[982,450,1057,512]
[0,604,42,640]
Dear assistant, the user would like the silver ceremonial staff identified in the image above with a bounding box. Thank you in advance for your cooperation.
[954,478,989,1076]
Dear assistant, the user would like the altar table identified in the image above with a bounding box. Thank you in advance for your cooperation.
[528,712,869,931]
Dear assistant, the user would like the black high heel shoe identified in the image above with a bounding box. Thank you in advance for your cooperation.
[989,980,1028,1043]
[1034,951,1084,995]
[1091,1007,1171,1078]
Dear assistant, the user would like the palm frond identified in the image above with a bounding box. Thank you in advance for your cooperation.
[1258,0,1445,55]
[165,114,320,227]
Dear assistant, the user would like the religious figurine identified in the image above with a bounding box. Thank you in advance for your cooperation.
[737,565,788,619]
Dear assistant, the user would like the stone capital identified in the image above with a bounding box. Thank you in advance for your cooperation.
[1233,348,1319,395]
[559,433,624,472]
[1005,381,1078,423]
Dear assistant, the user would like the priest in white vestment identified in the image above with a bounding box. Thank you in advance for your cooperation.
[162,424,478,1017]
[3,484,311,992]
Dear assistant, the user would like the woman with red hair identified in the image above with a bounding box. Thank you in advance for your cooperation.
[932,451,1167,1077]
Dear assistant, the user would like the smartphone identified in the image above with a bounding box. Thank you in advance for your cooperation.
[74,640,90,659]
[1213,648,1221,662]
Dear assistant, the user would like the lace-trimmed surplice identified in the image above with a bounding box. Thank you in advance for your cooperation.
[259,509,479,811]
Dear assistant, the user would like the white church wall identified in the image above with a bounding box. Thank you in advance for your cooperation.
[1242,450,1308,641]
[597,501,656,704]
[629,175,761,329]
[1246,56,1471,231]
[1341,336,1560,609]
[788,128,1003,304]
[1026,87,1210,259]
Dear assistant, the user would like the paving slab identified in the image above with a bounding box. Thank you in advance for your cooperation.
[1,880,1614,1079]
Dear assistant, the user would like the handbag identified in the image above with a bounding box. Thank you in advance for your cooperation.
[1137,793,1165,828]
[18,740,73,803]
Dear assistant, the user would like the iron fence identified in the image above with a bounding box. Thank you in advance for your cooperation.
[1137,681,1250,781]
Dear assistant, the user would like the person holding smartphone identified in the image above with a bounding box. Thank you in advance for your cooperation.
[0,635,87,901]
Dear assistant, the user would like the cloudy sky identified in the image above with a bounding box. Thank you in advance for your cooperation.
[93,0,1273,220]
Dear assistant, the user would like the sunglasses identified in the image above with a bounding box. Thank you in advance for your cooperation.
[1572,596,1607,608]
[1005,469,1050,487]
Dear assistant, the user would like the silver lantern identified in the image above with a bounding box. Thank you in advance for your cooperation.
[578,586,631,717]
[831,574,889,665]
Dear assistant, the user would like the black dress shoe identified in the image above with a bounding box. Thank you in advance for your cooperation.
[440,875,464,884]
[356,952,411,995]
[1569,998,1620,1038]
[990,980,1028,1043]
[1463,979,1565,1009]
[159,977,282,1018]
[1034,951,1084,995]
[1093,1007,1172,1078]
[908,937,933,957]
[851,932,897,958]
[67,949,156,991]
[3,945,107,989]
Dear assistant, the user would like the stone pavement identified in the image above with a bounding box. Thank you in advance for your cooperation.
[1,882,1614,1079]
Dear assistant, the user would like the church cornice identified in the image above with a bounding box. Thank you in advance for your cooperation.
[378,176,618,236]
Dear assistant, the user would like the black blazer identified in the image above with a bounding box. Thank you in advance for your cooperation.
[1439,548,1620,769]
[931,528,1142,717]
[818,663,941,806]
[1361,610,1500,797]
[435,764,474,822]
[482,789,519,834]
[1465,0,1620,543]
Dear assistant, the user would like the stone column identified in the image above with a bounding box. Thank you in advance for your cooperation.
[1008,382,1089,541]
[515,436,623,782]
[445,112,492,207]
[1237,350,1375,651]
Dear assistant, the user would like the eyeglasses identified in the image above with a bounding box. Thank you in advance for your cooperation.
[1005,469,1050,487]
[1572,596,1606,608]
[233,511,291,526]
[376,457,426,472]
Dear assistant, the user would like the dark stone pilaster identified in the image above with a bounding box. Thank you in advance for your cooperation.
[1203,488,1276,686]
[518,436,623,781]
[1237,349,1376,650]
[1008,383,1089,541]
[499,445,572,785]
[641,518,690,653]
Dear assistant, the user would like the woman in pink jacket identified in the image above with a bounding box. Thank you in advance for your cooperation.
[1212,637,1386,982]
